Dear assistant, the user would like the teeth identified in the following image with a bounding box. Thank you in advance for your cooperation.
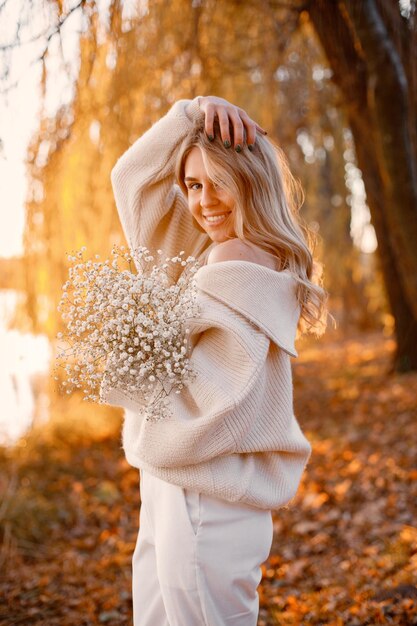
[204,213,229,223]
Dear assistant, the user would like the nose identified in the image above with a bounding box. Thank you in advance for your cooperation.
[200,183,219,208]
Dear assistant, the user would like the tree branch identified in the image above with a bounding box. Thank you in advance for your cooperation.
[0,0,86,51]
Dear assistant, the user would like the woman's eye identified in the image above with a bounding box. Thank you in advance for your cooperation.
[187,182,223,191]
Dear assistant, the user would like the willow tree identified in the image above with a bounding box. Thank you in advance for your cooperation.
[19,0,357,337]
[3,0,379,353]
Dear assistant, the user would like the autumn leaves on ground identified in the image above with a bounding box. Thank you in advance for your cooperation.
[1,330,416,626]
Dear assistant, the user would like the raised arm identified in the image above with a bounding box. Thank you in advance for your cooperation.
[110,95,267,269]
[110,96,211,265]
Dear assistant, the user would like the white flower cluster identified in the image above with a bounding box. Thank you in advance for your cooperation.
[54,244,201,422]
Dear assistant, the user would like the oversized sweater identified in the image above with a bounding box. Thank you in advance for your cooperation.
[103,95,312,510]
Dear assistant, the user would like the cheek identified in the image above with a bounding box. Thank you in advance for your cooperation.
[188,198,201,218]
[221,193,235,210]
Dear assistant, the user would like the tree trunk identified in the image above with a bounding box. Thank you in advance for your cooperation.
[350,115,417,372]
[342,0,417,315]
[308,0,417,371]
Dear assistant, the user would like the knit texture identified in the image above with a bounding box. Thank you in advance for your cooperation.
[105,96,312,510]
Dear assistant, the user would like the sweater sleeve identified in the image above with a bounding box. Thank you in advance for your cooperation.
[104,292,272,467]
[110,96,211,266]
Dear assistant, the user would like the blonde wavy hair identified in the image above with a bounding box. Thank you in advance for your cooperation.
[175,114,333,338]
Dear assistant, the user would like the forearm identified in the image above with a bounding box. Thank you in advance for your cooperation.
[110,96,205,258]
[111,97,202,190]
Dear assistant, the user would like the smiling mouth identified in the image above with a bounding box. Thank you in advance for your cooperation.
[203,212,231,225]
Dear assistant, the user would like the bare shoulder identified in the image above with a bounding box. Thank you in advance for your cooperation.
[206,239,257,265]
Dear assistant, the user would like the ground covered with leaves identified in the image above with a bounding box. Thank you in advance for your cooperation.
[1,330,416,625]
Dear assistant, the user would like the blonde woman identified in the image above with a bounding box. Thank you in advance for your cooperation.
[106,95,329,625]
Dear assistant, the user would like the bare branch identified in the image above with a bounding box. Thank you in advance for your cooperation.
[0,0,85,51]
[0,0,87,95]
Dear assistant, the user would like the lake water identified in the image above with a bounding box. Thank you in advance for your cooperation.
[0,290,52,445]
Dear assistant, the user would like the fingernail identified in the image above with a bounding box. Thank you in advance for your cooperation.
[235,144,242,153]
[248,144,254,152]
[223,140,231,148]
[208,134,214,141]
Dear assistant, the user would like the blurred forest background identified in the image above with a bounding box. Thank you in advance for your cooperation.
[0,1,417,625]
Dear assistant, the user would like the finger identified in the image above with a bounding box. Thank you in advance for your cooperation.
[229,111,245,151]
[238,111,257,146]
[239,109,267,135]
[256,124,268,135]
[217,108,232,148]
[204,104,216,140]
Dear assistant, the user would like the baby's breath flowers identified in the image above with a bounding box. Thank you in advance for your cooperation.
[54,244,201,422]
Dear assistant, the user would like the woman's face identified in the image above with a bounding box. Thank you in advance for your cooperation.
[183,146,236,242]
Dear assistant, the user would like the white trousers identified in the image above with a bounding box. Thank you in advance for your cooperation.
[132,469,273,626]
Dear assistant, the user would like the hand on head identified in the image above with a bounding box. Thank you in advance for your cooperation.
[197,96,267,153]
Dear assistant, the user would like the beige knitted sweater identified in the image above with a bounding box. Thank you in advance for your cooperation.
[104,96,312,510]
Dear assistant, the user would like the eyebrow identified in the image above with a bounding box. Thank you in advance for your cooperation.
[184,177,200,182]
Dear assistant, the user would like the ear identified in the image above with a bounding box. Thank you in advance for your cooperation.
[191,216,207,233]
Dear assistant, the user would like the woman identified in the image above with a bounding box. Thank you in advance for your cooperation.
[105,95,329,625]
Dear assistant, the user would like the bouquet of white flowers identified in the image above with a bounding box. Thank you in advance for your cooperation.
[54,244,201,422]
